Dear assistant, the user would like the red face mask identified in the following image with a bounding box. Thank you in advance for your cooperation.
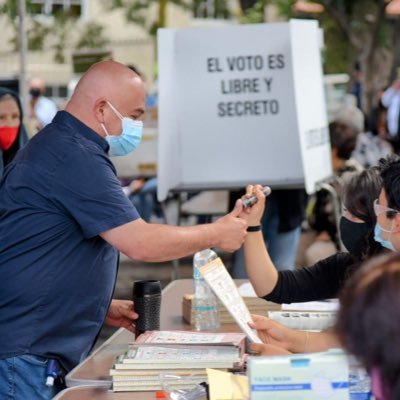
[0,126,19,150]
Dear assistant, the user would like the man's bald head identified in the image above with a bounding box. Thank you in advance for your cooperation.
[65,60,146,137]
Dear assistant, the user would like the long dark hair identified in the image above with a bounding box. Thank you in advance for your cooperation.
[342,167,383,260]
[0,87,28,167]
[336,253,400,400]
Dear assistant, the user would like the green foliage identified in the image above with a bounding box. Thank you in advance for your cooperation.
[0,0,109,62]
[241,0,295,24]
[75,22,110,50]
[193,0,230,19]
[107,0,188,34]
[27,20,52,50]
[242,0,267,23]
[320,14,349,74]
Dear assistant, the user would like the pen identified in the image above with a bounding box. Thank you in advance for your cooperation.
[242,186,271,208]
[45,359,59,386]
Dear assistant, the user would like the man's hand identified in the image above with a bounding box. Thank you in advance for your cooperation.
[105,299,138,333]
[213,199,247,252]
[249,314,305,353]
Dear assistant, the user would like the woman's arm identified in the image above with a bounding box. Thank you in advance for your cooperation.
[241,185,279,297]
[249,314,341,354]
[244,229,279,297]
[241,186,350,303]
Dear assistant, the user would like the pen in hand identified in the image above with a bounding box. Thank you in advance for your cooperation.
[242,186,272,208]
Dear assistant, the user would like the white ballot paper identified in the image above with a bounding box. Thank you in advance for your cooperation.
[198,258,262,343]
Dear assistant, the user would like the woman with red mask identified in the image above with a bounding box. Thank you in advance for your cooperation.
[0,88,28,177]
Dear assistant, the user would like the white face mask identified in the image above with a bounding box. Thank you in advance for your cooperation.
[100,101,143,157]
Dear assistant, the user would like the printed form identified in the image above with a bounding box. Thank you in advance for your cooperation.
[198,258,262,344]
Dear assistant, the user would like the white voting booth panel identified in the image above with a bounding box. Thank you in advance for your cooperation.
[157,20,332,201]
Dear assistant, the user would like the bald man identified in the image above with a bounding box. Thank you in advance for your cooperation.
[29,77,58,131]
[0,61,248,400]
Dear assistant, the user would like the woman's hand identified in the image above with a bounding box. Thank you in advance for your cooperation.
[240,184,267,226]
[249,314,306,353]
[250,342,292,356]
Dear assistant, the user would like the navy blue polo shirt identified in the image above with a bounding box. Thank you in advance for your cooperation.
[0,111,139,371]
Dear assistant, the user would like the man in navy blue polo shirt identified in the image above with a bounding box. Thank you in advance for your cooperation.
[0,61,248,400]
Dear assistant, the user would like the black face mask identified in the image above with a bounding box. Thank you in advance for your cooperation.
[340,216,370,257]
[29,88,41,98]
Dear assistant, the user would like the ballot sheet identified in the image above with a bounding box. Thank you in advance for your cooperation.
[198,258,262,343]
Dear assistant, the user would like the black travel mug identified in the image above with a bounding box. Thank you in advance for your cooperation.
[132,280,162,338]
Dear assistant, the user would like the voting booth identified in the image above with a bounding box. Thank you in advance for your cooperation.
[157,19,332,201]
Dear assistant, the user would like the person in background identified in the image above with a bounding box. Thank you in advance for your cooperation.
[305,119,363,265]
[336,252,400,400]
[0,87,28,177]
[230,188,308,277]
[381,78,400,153]
[351,90,393,169]
[0,61,247,400]
[124,64,159,221]
[123,176,158,222]
[351,61,363,111]
[29,77,58,132]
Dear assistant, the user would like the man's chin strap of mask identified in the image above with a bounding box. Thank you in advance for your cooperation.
[100,101,143,157]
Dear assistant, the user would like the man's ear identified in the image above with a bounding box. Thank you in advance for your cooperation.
[93,98,107,123]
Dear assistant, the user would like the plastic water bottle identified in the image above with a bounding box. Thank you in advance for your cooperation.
[349,357,372,400]
[193,249,220,331]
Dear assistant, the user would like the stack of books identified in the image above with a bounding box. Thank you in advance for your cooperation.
[182,293,281,325]
[110,330,246,392]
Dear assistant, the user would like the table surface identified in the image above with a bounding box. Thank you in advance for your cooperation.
[53,385,167,400]
[65,279,246,396]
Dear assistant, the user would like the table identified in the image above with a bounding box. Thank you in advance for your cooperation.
[53,386,166,400]
[66,279,245,388]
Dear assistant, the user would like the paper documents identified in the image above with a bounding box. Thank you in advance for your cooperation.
[281,300,339,312]
[207,368,249,400]
[198,257,262,343]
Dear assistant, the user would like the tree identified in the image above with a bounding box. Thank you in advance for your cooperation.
[0,0,109,63]
[240,0,395,112]
[317,0,393,112]
[106,0,191,36]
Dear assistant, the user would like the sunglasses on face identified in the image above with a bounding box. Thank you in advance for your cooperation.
[373,199,399,218]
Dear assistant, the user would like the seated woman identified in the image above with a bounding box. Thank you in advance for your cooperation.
[336,253,400,400]
[241,168,384,354]
[243,168,383,304]
[0,87,29,176]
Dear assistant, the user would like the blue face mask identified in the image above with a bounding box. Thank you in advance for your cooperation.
[101,101,143,157]
[374,224,396,251]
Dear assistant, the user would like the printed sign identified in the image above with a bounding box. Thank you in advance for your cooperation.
[157,20,331,200]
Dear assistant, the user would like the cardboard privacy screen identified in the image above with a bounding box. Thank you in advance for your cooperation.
[157,20,332,201]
